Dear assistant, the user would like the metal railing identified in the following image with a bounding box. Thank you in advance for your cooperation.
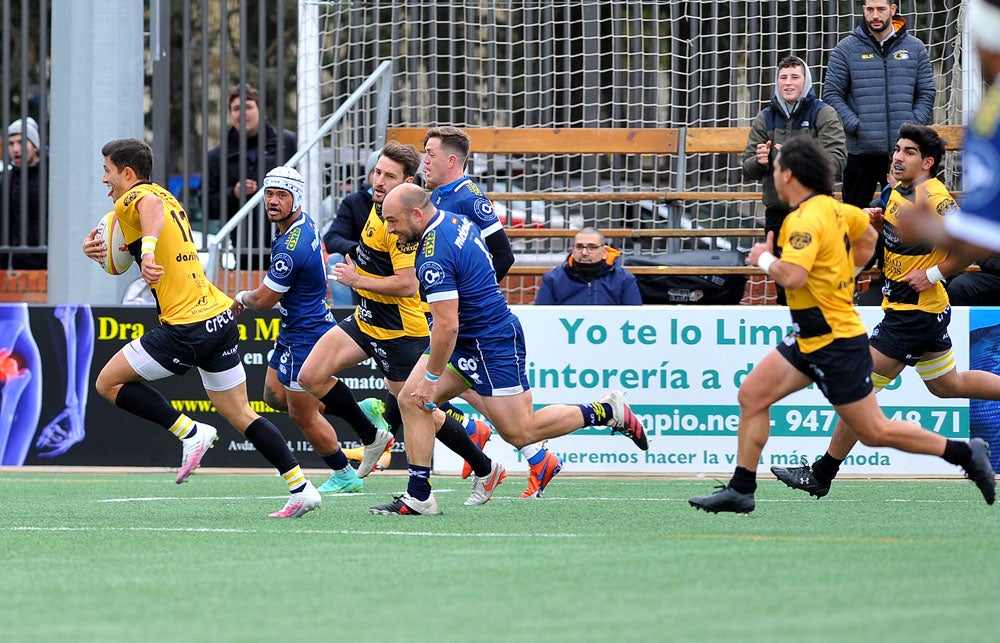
[205,60,393,287]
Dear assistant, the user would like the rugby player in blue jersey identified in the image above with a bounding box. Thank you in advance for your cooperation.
[297,142,506,506]
[234,167,367,498]
[905,1,1000,258]
[422,126,562,498]
[370,183,648,515]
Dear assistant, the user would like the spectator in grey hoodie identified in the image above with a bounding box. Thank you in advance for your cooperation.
[743,55,846,304]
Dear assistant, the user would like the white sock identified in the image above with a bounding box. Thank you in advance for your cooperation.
[519,442,543,460]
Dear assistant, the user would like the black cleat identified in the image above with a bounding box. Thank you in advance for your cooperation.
[963,438,996,505]
[770,464,831,498]
[689,484,755,514]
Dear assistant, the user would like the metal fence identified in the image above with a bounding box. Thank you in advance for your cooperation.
[2,1,972,305]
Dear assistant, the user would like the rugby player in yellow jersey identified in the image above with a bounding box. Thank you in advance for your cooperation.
[771,124,1000,498]
[297,141,506,505]
[82,138,320,518]
[689,136,995,514]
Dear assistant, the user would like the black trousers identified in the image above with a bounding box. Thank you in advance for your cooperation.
[843,152,891,269]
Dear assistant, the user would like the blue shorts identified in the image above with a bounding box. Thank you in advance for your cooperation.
[446,317,530,397]
[869,307,952,366]
[268,340,314,391]
[777,333,873,405]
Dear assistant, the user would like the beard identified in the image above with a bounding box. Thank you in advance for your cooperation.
[866,17,890,34]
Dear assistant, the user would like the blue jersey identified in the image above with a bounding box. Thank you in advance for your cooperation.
[416,210,517,342]
[430,176,504,240]
[264,212,336,346]
[945,79,1000,252]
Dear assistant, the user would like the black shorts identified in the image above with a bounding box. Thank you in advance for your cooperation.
[777,333,874,405]
[869,307,952,366]
[140,309,242,376]
[337,314,429,382]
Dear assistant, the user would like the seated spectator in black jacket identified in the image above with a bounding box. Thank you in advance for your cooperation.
[323,149,379,307]
[2,117,46,269]
[947,254,1000,306]
[200,84,296,269]
[535,228,642,305]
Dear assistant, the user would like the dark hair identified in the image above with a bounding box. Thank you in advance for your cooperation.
[777,55,806,72]
[896,123,945,177]
[380,140,422,179]
[101,138,153,180]
[775,136,834,196]
[228,83,259,107]
[423,126,471,163]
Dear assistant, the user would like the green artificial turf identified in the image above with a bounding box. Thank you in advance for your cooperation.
[1,471,997,643]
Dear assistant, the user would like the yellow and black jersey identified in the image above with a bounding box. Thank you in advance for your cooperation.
[115,182,232,325]
[352,206,430,339]
[778,193,869,353]
[880,177,955,314]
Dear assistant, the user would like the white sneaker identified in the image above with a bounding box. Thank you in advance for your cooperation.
[176,424,218,484]
[599,390,649,451]
[357,429,394,478]
[370,491,440,515]
[465,461,507,505]
[269,480,322,518]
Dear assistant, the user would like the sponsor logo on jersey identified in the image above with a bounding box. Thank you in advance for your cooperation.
[123,190,140,207]
[473,198,494,222]
[270,253,294,279]
[176,251,199,263]
[397,239,419,254]
[936,197,957,217]
[286,226,301,251]
[420,261,446,288]
[455,218,473,248]
[788,231,812,249]
[861,53,874,60]
[423,230,437,257]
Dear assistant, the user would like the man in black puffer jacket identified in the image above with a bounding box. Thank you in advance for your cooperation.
[201,84,297,269]
[823,1,934,211]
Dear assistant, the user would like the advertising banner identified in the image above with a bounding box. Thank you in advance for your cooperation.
[0,304,394,469]
[433,305,978,476]
[2,303,996,475]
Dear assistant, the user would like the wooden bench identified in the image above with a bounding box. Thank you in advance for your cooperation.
[387,125,965,279]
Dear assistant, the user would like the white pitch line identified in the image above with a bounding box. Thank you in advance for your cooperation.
[3,525,587,538]
[99,489,455,503]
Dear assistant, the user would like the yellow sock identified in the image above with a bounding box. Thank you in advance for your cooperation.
[169,415,196,439]
[282,466,307,492]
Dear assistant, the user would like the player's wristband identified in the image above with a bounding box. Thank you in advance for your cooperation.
[141,235,158,258]
[234,290,250,307]
[424,371,440,382]
[757,251,777,275]
[926,264,944,284]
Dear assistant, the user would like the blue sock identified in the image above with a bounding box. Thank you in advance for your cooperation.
[407,464,432,501]
[322,450,350,472]
[578,402,612,427]
[527,449,548,466]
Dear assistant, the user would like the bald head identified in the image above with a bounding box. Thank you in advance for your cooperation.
[382,183,434,244]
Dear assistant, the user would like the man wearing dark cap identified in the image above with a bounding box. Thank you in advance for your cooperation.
[2,116,45,268]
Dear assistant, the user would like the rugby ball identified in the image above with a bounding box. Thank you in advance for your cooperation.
[94,211,134,275]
